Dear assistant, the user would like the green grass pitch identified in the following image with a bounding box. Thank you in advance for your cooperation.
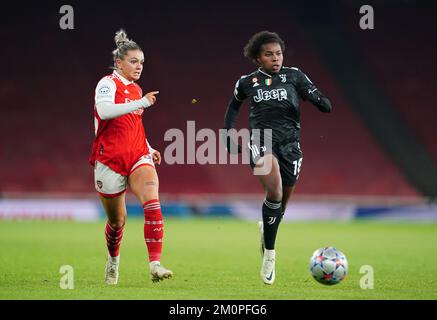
[1,218,437,299]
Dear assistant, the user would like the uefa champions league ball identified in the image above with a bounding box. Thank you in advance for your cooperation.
[309,247,348,285]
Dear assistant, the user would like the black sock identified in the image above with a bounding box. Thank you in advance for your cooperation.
[262,199,283,250]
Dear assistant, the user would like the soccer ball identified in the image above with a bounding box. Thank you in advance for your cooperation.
[309,246,348,285]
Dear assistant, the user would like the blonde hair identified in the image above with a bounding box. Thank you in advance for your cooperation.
[112,29,142,67]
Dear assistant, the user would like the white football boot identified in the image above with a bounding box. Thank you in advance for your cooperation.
[150,261,173,282]
[260,249,276,285]
[258,221,265,257]
[105,256,120,285]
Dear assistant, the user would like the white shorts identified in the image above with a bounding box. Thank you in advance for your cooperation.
[94,154,155,198]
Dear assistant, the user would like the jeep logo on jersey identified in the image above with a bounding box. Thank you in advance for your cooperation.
[253,88,287,103]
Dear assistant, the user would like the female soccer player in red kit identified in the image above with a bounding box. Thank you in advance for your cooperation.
[90,29,172,284]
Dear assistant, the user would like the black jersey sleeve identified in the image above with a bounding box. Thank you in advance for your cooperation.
[233,77,247,102]
[223,95,243,129]
[294,69,332,113]
[224,77,247,129]
[223,95,243,153]
[223,77,247,154]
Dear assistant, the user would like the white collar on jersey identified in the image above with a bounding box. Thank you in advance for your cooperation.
[258,68,272,78]
[113,70,134,86]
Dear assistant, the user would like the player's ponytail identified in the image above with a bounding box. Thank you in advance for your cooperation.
[112,29,142,68]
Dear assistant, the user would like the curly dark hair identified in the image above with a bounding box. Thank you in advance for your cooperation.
[243,31,285,62]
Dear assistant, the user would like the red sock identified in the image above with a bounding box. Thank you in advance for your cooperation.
[105,222,124,257]
[143,199,164,262]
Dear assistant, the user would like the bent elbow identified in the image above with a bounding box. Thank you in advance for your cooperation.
[96,102,113,120]
[96,109,110,120]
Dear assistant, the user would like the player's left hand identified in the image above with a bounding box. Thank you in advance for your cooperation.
[152,151,161,165]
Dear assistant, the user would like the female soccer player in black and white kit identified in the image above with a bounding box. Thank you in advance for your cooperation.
[223,31,332,285]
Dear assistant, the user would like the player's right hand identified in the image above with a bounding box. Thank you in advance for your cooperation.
[145,91,159,106]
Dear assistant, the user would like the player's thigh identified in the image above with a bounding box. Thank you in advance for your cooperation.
[277,141,303,188]
[99,193,127,226]
[128,165,159,203]
[94,161,128,198]
[255,154,283,201]
[248,132,283,199]
[94,161,128,225]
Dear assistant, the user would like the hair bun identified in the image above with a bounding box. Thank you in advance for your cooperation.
[114,29,129,48]
[112,29,141,69]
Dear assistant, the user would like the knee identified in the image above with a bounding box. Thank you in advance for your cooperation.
[107,218,125,229]
[139,182,159,204]
[266,186,283,203]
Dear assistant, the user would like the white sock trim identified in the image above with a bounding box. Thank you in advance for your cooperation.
[109,255,120,264]
[150,260,161,267]
[264,249,276,259]
[263,199,281,210]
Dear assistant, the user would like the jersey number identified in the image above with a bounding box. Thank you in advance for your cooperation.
[292,158,303,176]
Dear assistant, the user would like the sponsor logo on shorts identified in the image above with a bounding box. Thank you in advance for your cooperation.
[97,180,103,189]
[248,143,267,160]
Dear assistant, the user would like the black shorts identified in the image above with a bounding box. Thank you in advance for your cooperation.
[247,131,303,187]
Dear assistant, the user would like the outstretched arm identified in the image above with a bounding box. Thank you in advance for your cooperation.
[94,77,158,120]
[294,68,332,113]
[96,99,152,120]
[303,87,332,113]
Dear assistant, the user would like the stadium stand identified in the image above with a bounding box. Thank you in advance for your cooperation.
[0,1,427,196]
[340,1,437,163]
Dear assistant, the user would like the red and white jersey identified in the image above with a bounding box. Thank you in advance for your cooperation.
[89,70,150,176]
